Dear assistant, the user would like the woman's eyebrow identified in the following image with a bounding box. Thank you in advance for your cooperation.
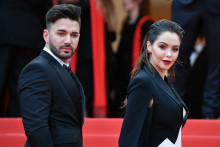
[157,42,168,45]
[157,42,180,47]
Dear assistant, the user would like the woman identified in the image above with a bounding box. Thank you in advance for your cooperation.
[114,0,153,117]
[119,19,189,147]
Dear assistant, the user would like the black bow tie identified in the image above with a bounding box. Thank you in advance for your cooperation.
[63,64,71,72]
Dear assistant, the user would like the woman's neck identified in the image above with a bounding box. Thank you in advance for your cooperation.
[149,61,166,80]
[128,7,139,24]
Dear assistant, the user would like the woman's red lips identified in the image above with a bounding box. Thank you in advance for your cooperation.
[163,60,171,65]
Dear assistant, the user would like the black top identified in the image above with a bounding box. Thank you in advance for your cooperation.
[0,0,52,50]
[119,65,189,147]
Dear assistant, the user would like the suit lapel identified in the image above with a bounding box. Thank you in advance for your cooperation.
[168,83,189,126]
[143,65,183,109]
[70,72,85,125]
[143,65,189,126]
[40,51,83,120]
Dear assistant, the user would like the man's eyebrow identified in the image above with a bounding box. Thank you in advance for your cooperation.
[57,29,66,32]
[72,32,80,34]
[56,29,79,34]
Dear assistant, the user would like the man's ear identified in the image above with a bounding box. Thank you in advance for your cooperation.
[43,29,49,43]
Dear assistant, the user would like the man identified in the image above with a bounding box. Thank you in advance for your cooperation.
[18,4,85,147]
[172,0,220,119]
[0,0,52,117]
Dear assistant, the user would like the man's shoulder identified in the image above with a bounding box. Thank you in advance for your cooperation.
[25,55,48,68]
[20,55,50,76]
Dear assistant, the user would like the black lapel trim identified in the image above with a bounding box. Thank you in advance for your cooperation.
[40,51,83,119]
[168,83,189,126]
[143,65,183,109]
[143,65,189,127]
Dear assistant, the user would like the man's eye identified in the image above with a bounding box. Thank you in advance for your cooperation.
[71,34,79,38]
[58,32,64,36]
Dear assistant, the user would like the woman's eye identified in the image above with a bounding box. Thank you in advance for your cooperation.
[159,45,166,49]
[173,48,179,52]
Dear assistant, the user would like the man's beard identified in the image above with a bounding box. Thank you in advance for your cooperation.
[49,38,74,60]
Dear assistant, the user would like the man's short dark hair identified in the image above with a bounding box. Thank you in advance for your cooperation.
[46,4,81,30]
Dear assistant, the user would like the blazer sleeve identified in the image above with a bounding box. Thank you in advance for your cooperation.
[18,63,53,147]
[119,75,153,147]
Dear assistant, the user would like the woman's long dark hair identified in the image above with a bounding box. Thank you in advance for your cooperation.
[131,19,185,83]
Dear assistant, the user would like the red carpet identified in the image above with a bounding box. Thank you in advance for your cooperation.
[0,118,220,147]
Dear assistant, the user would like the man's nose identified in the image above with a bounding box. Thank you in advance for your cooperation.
[64,35,71,44]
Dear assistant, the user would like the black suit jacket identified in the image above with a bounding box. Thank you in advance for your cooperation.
[174,0,220,14]
[172,0,220,118]
[18,50,85,147]
[0,0,52,50]
[119,65,189,147]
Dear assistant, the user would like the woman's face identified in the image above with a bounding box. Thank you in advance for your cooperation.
[147,31,180,78]
[122,0,141,12]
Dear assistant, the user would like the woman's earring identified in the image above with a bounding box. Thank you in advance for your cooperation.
[147,50,152,54]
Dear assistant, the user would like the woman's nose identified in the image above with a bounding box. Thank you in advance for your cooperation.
[166,49,172,57]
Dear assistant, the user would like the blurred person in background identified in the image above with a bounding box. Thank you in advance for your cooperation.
[185,36,207,118]
[0,0,52,117]
[114,0,153,117]
[172,0,220,119]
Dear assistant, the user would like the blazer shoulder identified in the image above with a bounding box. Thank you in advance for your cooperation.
[23,55,50,69]
[127,69,154,96]
[132,69,154,85]
[19,56,52,80]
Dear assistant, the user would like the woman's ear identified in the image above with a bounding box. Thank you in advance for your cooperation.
[147,41,152,51]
